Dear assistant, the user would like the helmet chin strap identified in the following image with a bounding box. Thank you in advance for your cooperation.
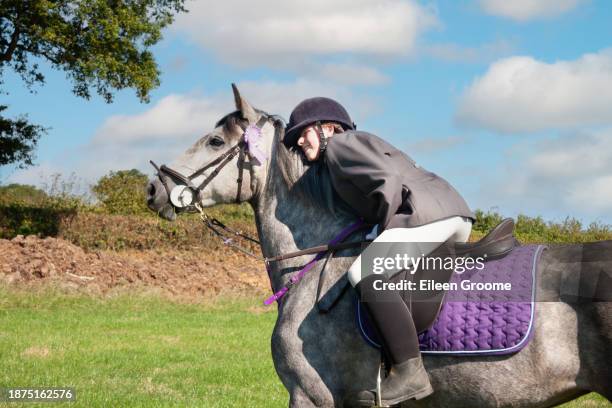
[315,121,328,153]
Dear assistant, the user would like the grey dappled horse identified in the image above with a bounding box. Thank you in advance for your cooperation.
[146,86,612,407]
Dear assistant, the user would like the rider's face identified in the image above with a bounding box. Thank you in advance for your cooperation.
[297,124,335,161]
[297,126,321,161]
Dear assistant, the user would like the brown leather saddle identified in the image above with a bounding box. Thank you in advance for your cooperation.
[316,218,519,320]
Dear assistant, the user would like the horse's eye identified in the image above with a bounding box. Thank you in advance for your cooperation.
[209,137,225,147]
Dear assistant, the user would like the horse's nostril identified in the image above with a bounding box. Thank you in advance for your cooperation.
[148,183,156,196]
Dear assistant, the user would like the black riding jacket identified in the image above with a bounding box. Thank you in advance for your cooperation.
[323,131,474,231]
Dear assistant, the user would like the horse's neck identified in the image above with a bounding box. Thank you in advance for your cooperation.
[253,160,337,255]
[250,150,351,289]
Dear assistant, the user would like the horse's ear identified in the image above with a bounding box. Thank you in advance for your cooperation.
[231,83,258,123]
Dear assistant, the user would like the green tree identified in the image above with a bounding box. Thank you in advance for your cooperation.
[0,105,46,167]
[0,0,186,167]
[92,169,148,214]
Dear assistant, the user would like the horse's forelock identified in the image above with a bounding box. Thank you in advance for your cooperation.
[217,112,249,146]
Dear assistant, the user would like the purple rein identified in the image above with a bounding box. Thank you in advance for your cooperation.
[264,219,364,306]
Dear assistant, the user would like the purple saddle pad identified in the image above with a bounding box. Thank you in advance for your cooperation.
[357,244,545,356]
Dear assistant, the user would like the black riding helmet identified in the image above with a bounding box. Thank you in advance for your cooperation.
[283,97,355,149]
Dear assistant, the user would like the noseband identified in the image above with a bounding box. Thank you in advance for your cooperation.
[150,115,270,210]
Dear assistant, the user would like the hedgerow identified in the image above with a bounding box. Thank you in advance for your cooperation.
[1,173,610,249]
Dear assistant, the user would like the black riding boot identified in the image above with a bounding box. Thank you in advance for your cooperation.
[344,274,433,407]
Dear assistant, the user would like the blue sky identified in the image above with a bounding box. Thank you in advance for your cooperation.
[2,0,612,224]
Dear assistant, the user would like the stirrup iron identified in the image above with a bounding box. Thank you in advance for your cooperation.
[374,361,390,407]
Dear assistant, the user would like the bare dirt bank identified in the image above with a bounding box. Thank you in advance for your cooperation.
[0,235,271,301]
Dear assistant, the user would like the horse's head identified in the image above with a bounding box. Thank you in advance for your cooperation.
[146,84,279,220]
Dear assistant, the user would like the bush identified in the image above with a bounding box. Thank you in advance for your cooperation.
[0,204,76,238]
[0,183,48,205]
[92,169,149,215]
[472,209,504,233]
[0,177,89,238]
[470,209,612,244]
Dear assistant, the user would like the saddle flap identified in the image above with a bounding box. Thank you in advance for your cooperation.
[316,277,350,314]
[316,251,349,313]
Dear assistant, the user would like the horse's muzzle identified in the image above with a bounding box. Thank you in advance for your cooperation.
[146,178,176,220]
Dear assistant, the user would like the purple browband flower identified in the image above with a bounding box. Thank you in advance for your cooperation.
[243,124,267,165]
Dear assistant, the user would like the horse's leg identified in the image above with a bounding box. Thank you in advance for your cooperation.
[271,283,384,407]
[271,297,336,407]
[287,387,321,408]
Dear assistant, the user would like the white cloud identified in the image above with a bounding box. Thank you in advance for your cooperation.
[526,136,611,179]
[478,0,586,21]
[477,129,612,220]
[91,94,229,146]
[525,131,612,212]
[456,49,612,133]
[566,175,612,212]
[14,80,376,186]
[173,0,437,67]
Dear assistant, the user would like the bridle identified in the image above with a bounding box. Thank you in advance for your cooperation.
[150,114,270,209]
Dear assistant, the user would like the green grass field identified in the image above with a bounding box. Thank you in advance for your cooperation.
[0,288,287,407]
[0,287,608,407]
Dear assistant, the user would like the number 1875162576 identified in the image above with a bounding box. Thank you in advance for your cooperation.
[1,388,76,402]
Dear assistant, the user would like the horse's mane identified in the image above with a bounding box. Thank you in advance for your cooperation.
[274,121,352,218]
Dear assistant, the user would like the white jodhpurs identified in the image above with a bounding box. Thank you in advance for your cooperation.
[347,216,473,287]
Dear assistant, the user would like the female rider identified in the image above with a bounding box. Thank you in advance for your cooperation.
[283,97,475,407]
